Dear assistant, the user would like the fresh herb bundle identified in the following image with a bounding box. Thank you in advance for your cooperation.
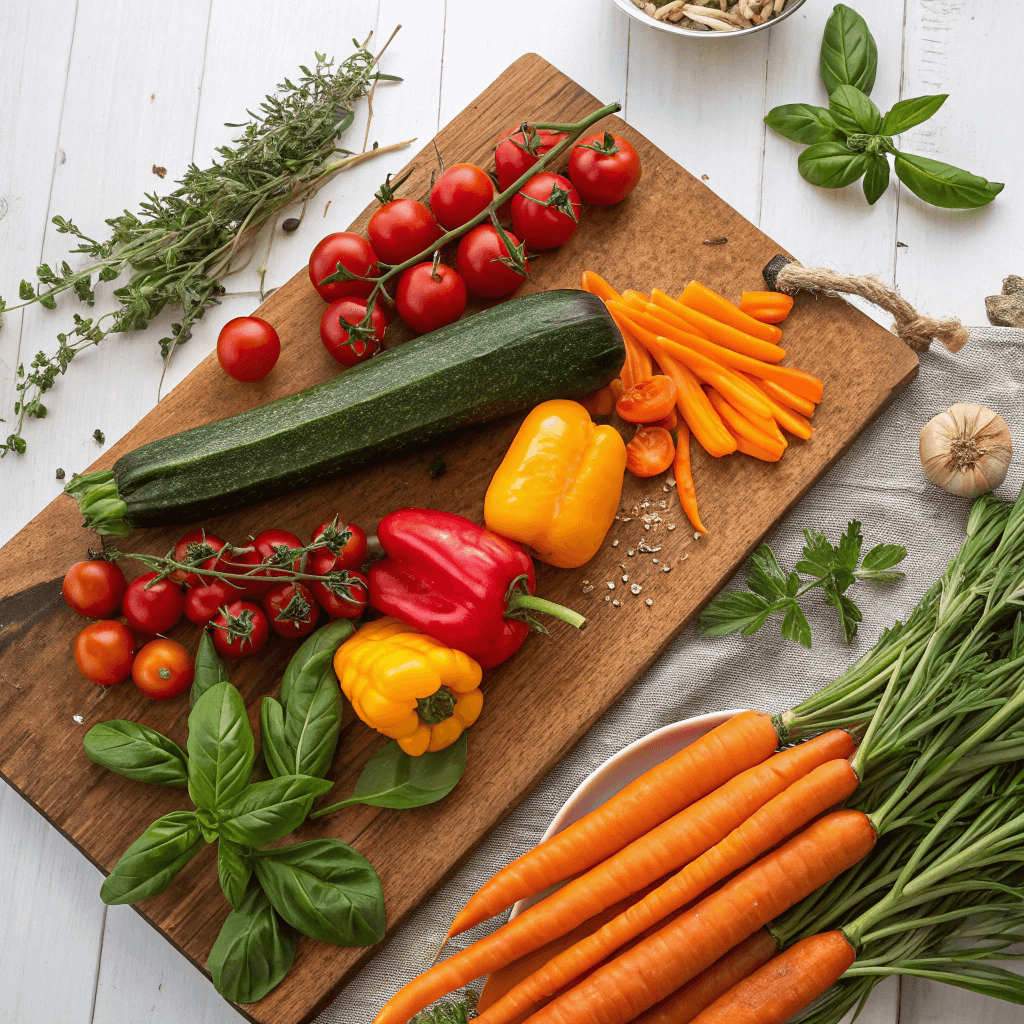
[765,4,1003,209]
[0,37,406,457]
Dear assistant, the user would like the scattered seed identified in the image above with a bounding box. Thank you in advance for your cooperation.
[282,217,301,233]
[653,558,659,564]
[682,553,690,561]
[627,548,636,557]
[622,575,629,583]
[663,484,671,492]
[630,583,642,595]
[694,531,702,540]
[93,428,105,445]
[621,517,632,523]
[667,523,677,531]
[605,594,611,602]
[663,565,672,572]
[152,164,167,179]
[612,599,621,607]
[611,539,619,547]
[582,580,595,594]
[73,714,84,724]
[607,582,616,590]
[704,236,729,245]
[645,598,653,607]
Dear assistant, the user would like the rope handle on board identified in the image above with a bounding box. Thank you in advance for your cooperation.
[762,255,970,355]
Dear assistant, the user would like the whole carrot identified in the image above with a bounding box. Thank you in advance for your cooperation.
[524,810,876,1024]
[672,423,706,535]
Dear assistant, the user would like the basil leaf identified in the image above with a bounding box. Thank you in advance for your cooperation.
[187,682,255,812]
[863,154,891,205]
[208,878,298,1004]
[260,696,293,778]
[798,143,870,189]
[100,811,203,905]
[84,720,188,788]
[893,152,1004,209]
[280,619,353,705]
[191,630,229,707]
[764,104,845,145]
[219,775,334,847]
[820,3,878,96]
[254,838,385,945]
[218,838,254,911]
[881,94,947,136]
[828,84,882,136]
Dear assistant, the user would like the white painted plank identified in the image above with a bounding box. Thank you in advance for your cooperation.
[901,959,1024,1023]
[841,976,900,1024]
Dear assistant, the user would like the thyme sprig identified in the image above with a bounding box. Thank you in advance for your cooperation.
[0,34,410,457]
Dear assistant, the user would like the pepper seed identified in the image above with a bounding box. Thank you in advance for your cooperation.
[621,575,629,583]
[645,598,653,607]
[612,539,619,547]
[667,524,677,531]
[663,565,672,572]
[627,548,636,556]
[630,583,642,595]
[612,599,621,607]
[607,582,615,590]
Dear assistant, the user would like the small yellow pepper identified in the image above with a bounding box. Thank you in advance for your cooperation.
[333,617,483,757]
[484,399,626,569]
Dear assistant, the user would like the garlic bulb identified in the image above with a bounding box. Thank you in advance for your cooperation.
[919,403,1012,497]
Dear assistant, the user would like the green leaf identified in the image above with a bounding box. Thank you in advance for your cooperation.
[100,811,203,905]
[412,996,479,1024]
[863,154,891,205]
[218,838,254,911]
[764,104,846,145]
[834,520,864,577]
[253,839,385,945]
[279,619,353,705]
[219,775,334,847]
[858,543,908,584]
[187,682,255,812]
[746,544,790,602]
[796,529,836,580]
[893,151,1004,209]
[191,630,229,707]
[207,879,298,1004]
[260,697,293,778]
[881,94,947,136]
[823,584,863,643]
[83,720,188,787]
[820,4,878,96]
[829,85,882,135]
[781,603,813,648]
[798,143,870,189]
[697,591,773,637]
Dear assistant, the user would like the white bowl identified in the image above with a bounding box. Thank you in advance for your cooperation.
[508,707,744,919]
[611,0,809,39]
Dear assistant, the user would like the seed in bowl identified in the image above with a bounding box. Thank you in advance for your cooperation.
[630,0,790,30]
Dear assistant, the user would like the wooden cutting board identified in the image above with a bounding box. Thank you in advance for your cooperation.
[0,54,917,1024]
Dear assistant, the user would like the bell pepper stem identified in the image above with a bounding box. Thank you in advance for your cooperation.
[506,590,587,631]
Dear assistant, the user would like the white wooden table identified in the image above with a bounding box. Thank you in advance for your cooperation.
[2,2,1021,1021]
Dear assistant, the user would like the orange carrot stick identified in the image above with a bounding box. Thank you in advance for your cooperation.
[606,306,652,386]
[727,426,785,463]
[679,281,784,344]
[673,423,706,535]
[478,756,858,1024]
[689,931,856,1024]
[738,290,794,325]
[740,374,813,440]
[580,272,639,386]
[621,288,651,305]
[632,931,779,1024]
[580,270,621,304]
[705,388,786,459]
[651,291,785,361]
[758,377,817,417]
[526,810,877,1024]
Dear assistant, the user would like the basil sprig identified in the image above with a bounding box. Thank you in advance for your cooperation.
[766,4,1002,209]
[84,720,189,788]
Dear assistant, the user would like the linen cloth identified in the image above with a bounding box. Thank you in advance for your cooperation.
[321,325,1024,1023]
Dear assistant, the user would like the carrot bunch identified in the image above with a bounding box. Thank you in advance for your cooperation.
[580,271,819,536]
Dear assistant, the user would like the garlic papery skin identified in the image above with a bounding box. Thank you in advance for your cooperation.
[920,403,1012,497]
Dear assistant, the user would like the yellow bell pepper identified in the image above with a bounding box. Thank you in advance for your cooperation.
[484,399,626,569]
[333,617,484,757]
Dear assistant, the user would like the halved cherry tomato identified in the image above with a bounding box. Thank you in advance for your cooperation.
[319,298,387,366]
[121,572,185,634]
[217,317,280,383]
[615,375,679,423]
[395,261,467,333]
[253,529,304,581]
[264,582,320,639]
[211,601,269,660]
[367,197,442,266]
[132,638,194,700]
[308,232,378,302]
[511,172,582,250]
[455,225,529,298]
[170,528,226,587]
[738,290,795,324]
[308,520,368,575]
[74,620,135,686]
[184,579,237,626]
[311,570,368,620]
[429,163,496,230]
[568,132,642,207]
[63,559,127,619]
[626,426,676,478]
[494,124,569,191]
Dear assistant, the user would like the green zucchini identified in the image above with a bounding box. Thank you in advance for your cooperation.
[67,290,624,535]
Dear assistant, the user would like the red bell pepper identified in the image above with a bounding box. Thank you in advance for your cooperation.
[367,507,586,669]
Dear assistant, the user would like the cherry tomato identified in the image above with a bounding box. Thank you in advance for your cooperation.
[395,261,467,333]
[253,528,304,581]
[217,317,280,383]
[184,579,237,626]
[568,132,642,206]
[455,225,529,299]
[308,232,378,302]
[74,620,135,686]
[311,570,368,620]
[210,546,270,598]
[263,582,320,639]
[367,197,442,266]
[132,638,194,700]
[170,528,226,587]
[211,601,269,660]
[626,426,676,478]
[62,559,127,619]
[511,172,582,250]
[429,164,495,231]
[319,298,387,367]
[494,124,569,192]
[616,375,679,423]
[121,572,185,634]
[308,520,368,575]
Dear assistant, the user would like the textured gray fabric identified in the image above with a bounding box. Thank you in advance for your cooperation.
[319,325,1024,1023]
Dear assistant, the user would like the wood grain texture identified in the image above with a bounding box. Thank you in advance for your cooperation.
[0,55,917,1024]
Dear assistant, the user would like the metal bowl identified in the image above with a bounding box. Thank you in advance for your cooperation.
[611,0,808,38]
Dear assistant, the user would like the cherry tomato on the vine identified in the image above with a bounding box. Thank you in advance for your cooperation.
[184,579,237,626]
[211,601,269,660]
[429,163,496,231]
[511,172,582,250]
[312,570,368,620]
[217,317,280,383]
[211,546,270,598]
[494,124,570,192]
[132,638,194,700]
[308,232,378,302]
[367,197,442,266]
[170,528,226,587]
[73,620,135,686]
[455,225,529,299]
[62,559,127,619]
[319,298,387,367]
[264,582,320,639]
[395,261,467,333]
[253,529,304,581]
[568,131,642,206]
[121,572,185,635]
[308,520,368,576]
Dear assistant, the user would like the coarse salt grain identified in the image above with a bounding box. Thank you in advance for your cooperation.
[611,540,619,547]
[612,599,621,607]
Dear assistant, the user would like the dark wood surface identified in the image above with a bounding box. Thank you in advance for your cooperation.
[0,54,918,1024]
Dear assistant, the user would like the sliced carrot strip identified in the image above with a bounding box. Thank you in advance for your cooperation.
[674,423,706,534]
[759,377,816,417]
[739,290,795,325]
[727,426,784,463]
[706,388,786,459]
[581,272,636,386]
[680,281,784,344]
[580,270,621,304]
[653,291,785,361]
[652,348,736,458]
[606,305,653,387]
[622,289,650,304]
[741,374,813,441]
